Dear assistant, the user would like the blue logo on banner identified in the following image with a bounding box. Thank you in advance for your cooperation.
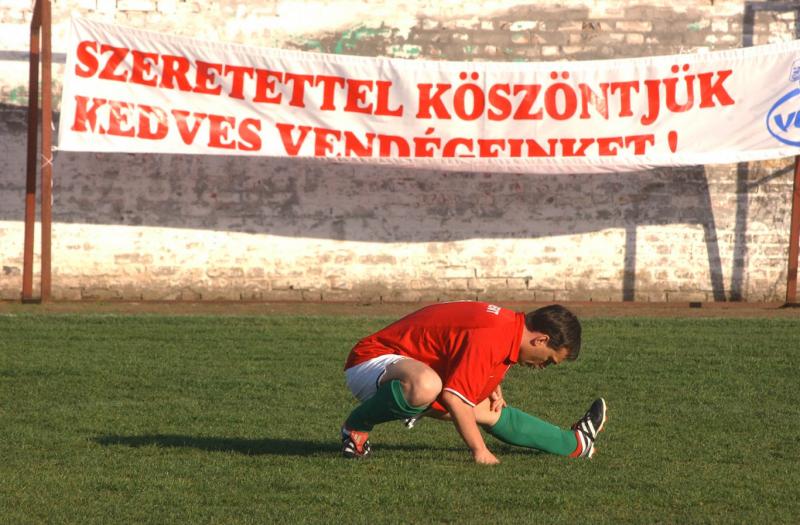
[767,88,800,146]
[791,59,800,82]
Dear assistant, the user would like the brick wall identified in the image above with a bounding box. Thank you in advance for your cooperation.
[0,0,797,302]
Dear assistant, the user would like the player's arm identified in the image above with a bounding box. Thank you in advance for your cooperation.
[439,390,499,465]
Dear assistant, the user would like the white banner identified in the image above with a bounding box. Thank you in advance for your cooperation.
[58,17,800,173]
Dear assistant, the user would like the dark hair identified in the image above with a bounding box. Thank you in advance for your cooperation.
[525,304,582,360]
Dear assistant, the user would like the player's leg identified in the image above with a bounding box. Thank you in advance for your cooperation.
[400,395,608,458]
[474,398,608,458]
[345,357,439,431]
[342,356,438,458]
[380,358,443,406]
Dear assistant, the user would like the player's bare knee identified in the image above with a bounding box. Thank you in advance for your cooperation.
[407,370,442,406]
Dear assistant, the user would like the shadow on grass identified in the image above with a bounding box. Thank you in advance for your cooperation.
[93,434,463,456]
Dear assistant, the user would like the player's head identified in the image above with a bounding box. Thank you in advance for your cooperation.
[524,304,582,360]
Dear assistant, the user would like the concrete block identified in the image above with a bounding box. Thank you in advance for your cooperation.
[509,21,538,31]
[436,292,480,302]
[626,33,645,44]
[81,287,123,300]
[201,288,244,301]
[380,289,422,302]
[52,286,83,301]
[157,0,177,14]
[117,0,156,11]
[615,21,652,32]
[508,277,534,290]
[141,287,183,301]
[665,291,707,303]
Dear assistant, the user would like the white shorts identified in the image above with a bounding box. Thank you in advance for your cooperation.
[345,354,408,402]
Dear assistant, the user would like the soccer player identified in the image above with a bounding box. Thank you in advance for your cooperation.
[340,301,607,464]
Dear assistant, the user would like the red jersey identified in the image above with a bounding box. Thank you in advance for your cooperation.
[345,301,524,408]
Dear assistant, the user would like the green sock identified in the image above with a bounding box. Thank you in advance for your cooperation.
[486,407,578,457]
[345,380,428,432]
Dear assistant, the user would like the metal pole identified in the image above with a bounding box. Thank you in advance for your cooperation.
[785,155,800,305]
[40,0,53,302]
[22,0,41,303]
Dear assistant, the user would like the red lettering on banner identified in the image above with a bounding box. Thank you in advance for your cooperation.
[238,118,262,151]
[253,69,283,104]
[71,95,107,133]
[442,137,474,158]
[160,54,192,91]
[131,50,160,86]
[413,128,440,157]
[70,96,261,150]
[609,81,639,117]
[343,131,375,156]
[68,30,751,166]
[314,127,341,156]
[452,73,484,121]
[640,79,662,125]
[559,137,593,156]
[344,78,375,114]
[69,34,738,133]
[171,110,208,144]
[73,39,406,117]
[70,95,261,151]
[75,41,99,77]
[639,67,734,125]
[625,134,655,154]
[193,61,224,95]
[271,121,661,159]
[578,83,609,120]
[477,138,505,157]
[507,139,523,157]
[512,85,543,120]
[137,104,169,140]
[597,136,625,155]
[487,84,512,121]
[224,65,256,100]
[374,81,403,117]
[544,72,577,121]
[106,100,137,137]
[207,115,237,149]
[377,134,411,157]
[663,65,695,113]
[416,83,452,119]
[98,44,129,82]
[284,73,314,108]
[697,70,734,108]
[275,123,312,155]
[315,75,346,110]
[524,138,556,157]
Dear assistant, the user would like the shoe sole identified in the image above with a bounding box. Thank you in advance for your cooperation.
[596,398,608,435]
[588,399,608,459]
[342,450,371,459]
[341,426,372,459]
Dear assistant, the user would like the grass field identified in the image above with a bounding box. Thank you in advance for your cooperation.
[2,311,799,524]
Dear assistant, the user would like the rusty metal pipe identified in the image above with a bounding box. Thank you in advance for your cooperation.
[22,0,42,302]
[785,156,800,305]
[40,0,53,302]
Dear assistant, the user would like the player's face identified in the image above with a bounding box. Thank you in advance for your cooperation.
[520,336,569,369]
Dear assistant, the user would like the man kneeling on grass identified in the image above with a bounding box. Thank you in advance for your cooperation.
[340,301,607,465]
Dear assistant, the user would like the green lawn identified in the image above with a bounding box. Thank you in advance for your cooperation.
[1,314,798,524]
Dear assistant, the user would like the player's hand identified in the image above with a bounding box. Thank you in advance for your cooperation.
[489,385,506,412]
[472,448,500,465]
